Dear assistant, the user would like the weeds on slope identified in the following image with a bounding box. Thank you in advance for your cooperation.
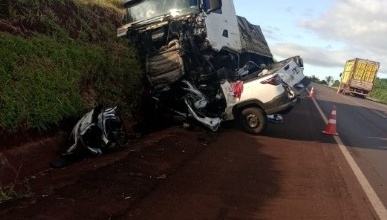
[0,0,145,135]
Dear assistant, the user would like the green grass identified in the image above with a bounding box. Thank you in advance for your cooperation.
[0,0,144,134]
[0,33,143,132]
[0,34,83,131]
[0,0,144,201]
[369,78,387,104]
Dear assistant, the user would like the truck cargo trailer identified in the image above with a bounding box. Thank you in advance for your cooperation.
[337,58,379,98]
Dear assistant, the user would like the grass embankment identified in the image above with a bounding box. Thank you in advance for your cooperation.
[0,0,144,203]
[369,78,387,104]
[0,0,144,135]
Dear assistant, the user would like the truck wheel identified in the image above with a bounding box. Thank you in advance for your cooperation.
[239,107,267,134]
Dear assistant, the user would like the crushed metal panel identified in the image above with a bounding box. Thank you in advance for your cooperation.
[146,40,184,88]
[185,99,222,132]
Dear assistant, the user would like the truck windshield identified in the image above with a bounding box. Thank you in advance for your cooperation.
[124,0,199,23]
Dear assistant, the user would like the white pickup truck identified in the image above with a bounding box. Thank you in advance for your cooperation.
[117,0,308,134]
[218,56,305,133]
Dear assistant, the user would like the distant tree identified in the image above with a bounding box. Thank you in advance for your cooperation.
[325,76,334,86]
[320,80,328,85]
[309,75,321,83]
[332,80,340,87]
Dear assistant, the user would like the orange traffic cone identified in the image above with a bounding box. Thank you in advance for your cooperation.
[308,87,314,98]
[322,106,338,135]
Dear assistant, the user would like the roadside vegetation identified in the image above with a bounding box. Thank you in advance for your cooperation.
[308,75,387,103]
[0,0,144,135]
[369,78,387,103]
[0,0,145,202]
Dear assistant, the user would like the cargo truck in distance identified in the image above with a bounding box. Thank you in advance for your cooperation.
[337,58,380,98]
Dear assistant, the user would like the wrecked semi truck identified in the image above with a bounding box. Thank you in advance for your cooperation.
[117,0,308,134]
[337,58,379,98]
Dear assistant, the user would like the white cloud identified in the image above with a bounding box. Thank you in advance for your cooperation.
[272,43,341,67]
[295,0,387,76]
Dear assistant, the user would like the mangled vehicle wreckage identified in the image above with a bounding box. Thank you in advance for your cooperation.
[117,0,309,134]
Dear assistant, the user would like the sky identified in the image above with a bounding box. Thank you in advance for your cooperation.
[233,0,387,81]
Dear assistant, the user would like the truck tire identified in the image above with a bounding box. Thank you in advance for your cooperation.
[239,107,267,134]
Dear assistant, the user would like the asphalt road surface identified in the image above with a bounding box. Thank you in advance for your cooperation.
[118,85,385,220]
[312,83,387,216]
[1,83,386,219]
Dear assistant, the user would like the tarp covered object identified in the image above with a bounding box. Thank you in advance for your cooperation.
[237,16,273,59]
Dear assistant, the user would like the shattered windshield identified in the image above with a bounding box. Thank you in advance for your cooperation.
[124,0,199,23]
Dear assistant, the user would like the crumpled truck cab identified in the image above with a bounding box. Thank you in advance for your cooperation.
[116,0,308,134]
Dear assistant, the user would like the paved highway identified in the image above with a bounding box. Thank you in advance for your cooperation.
[2,83,386,219]
[311,83,387,213]
[118,84,386,219]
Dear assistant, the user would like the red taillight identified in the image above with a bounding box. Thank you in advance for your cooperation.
[261,75,281,85]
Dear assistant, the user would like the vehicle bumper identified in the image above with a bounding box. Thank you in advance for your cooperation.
[293,76,311,96]
[263,92,296,115]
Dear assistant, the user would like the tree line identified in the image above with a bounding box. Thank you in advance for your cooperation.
[308,75,340,87]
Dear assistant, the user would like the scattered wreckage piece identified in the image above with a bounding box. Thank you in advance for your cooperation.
[267,114,284,124]
[50,105,126,168]
[182,80,222,131]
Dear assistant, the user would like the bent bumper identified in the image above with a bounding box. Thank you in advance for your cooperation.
[263,92,296,115]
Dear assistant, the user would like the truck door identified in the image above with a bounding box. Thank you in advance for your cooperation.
[204,0,243,52]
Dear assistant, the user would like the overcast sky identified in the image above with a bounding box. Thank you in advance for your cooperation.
[234,0,387,81]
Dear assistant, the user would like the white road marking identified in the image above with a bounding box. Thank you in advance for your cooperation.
[310,95,387,219]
